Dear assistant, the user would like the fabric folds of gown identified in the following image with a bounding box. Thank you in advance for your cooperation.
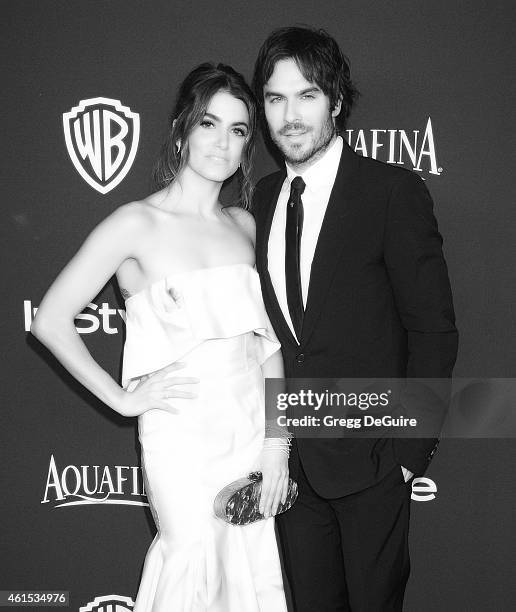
[122,264,288,612]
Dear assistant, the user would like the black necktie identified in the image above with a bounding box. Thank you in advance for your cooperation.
[285,176,305,339]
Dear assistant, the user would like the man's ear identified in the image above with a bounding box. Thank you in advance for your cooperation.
[332,98,342,119]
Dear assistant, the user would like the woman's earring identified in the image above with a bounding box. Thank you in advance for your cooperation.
[176,141,181,153]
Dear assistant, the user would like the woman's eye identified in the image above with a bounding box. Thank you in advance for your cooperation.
[200,119,214,128]
[233,128,247,137]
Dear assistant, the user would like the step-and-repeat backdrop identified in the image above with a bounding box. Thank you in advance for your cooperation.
[3,1,515,610]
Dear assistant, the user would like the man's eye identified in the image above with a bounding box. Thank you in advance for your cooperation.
[268,97,283,104]
[301,94,315,100]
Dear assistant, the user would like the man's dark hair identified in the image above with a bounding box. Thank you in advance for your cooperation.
[252,26,358,131]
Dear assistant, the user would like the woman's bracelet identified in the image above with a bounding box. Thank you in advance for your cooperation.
[262,436,292,457]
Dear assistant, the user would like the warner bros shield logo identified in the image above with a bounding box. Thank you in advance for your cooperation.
[79,594,134,612]
[63,97,140,194]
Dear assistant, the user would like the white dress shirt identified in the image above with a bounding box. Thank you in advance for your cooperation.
[268,135,343,341]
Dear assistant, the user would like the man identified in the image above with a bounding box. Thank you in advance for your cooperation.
[252,27,458,611]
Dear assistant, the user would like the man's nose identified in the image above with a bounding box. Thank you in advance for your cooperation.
[284,99,301,124]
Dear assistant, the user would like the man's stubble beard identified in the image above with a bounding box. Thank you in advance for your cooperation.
[272,113,337,168]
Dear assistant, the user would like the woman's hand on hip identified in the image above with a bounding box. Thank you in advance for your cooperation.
[114,362,199,417]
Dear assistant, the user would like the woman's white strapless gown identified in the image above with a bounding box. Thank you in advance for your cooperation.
[122,263,288,612]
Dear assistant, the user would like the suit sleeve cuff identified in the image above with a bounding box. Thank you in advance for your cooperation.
[393,438,439,476]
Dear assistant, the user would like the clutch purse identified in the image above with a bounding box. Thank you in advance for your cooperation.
[214,471,298,526]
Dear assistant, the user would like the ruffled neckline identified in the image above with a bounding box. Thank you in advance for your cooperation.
[124,262,254,303]
[121,262,279,387]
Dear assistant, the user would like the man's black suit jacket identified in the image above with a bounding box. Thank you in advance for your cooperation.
[254,141,458,498]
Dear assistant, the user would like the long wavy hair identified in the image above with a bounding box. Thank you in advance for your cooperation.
[153,63,257,210]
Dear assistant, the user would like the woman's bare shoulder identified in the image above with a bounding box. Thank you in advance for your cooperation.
[105,197,161,232]
[224,206,256,244]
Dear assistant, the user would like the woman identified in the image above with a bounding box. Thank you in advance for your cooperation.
[32,63,289,611]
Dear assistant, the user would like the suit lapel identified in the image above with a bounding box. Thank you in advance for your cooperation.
[301,143,361,346]
[256,170,299,348]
